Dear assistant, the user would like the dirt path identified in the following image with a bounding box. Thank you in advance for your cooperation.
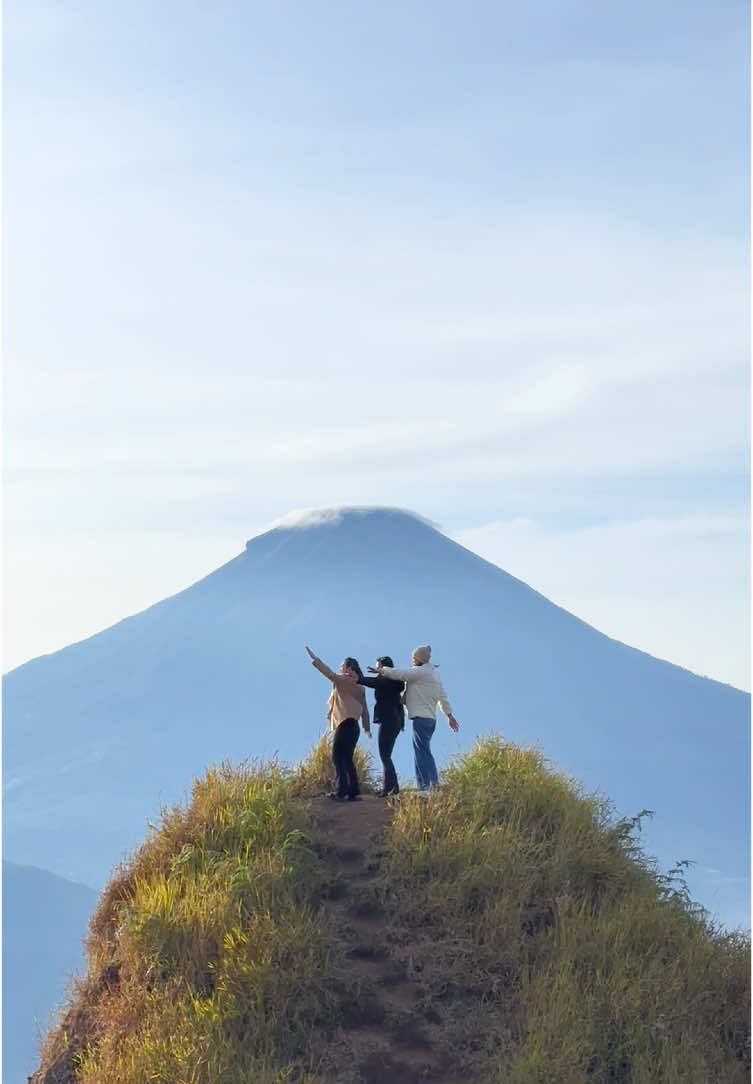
[312,794,462,1084]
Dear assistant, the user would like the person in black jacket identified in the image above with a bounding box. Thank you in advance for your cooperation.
[359,656,405,797]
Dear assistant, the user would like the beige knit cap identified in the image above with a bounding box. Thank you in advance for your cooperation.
[412,645,431,665]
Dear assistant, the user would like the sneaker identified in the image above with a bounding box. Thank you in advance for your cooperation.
[347,794,362,802]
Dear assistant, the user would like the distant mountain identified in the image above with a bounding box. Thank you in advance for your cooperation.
[3,507,749,928]
[3,861,96,1084]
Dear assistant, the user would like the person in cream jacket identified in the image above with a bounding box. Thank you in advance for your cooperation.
[376,645,459,792]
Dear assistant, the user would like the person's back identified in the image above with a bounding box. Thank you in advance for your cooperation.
[378,645,459,792]
[399,663,449,721]
[360,655,405,796]
[305,646,371,802]
[360,673,405,728]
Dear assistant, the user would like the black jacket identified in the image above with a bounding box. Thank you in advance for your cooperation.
[359,674,405,730]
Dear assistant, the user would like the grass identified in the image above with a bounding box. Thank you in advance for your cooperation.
[290,731,377,799]
[39,758,349,1084]
[374,737,750,1083]
[33,735,749,1084]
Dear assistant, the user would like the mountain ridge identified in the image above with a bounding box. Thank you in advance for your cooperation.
[3,504,748,923]
[3,860,97,1083]
[7,505,743,693]
[4,505,749,1080]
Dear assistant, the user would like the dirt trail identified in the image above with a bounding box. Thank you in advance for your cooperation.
[312,794,462,1084]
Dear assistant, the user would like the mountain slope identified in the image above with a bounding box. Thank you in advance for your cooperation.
[3,507,749,927]
[3,862,97,1084]
[30,741,750,1084]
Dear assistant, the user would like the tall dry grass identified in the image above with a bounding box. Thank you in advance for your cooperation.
[33,737,748,1084]
[291,731,377,797]
[39,759,344,1084]
[376,737,750,1082]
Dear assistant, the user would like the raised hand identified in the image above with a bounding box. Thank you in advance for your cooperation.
[367,666,379,673]
[449,714,460,732]
[305,645,316,660]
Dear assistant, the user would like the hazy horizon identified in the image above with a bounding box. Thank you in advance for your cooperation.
[3,503,750,692]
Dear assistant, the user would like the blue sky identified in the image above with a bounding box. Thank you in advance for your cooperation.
[4,0,750,688]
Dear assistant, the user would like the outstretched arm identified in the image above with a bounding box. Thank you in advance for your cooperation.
[305,646,337,682]
[378,665,419,683]
[359,674,402,690]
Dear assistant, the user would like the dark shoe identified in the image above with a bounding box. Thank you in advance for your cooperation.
[328,793,346,801]
[347,794,362,801]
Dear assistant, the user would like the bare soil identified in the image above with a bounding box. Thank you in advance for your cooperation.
[311,794,465,1084]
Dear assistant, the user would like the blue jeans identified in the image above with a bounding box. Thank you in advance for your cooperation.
[411,716,438,790]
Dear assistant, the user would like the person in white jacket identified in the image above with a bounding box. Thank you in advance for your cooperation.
[375,645,459,791]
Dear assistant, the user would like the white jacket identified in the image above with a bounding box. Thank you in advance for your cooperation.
[379,662,453,721]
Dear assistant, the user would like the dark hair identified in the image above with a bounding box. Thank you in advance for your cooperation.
[343,657,364,681]
[377,656,394,668]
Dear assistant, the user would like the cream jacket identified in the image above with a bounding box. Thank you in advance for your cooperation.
[379,662,453,721]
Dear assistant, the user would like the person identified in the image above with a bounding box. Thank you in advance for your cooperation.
[358,656,405,797]
[376,645,459,792]
[305,646,370,801]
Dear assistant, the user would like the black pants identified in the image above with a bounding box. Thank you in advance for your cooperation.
[378,720,402,795]
[332,717,360,798]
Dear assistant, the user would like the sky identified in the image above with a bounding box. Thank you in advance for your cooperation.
[4,0,750,689]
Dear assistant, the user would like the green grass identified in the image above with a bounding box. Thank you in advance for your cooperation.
[374,737,750,1083]
[34,736,749,1084]
[41,758,349,1084]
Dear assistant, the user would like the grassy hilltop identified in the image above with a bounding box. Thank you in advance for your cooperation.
[33,738,749,1084]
